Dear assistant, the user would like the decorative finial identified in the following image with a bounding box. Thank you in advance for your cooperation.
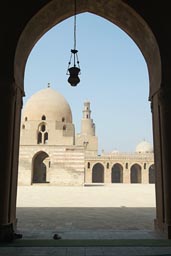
[47,83,50,88]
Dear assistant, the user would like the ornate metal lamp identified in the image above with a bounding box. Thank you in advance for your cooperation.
[67,0,81,86]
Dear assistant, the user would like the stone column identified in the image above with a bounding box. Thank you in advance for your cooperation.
[0,80,23,241]
[151,92,165,234]
[104,163,111,184]
[142,164,148,184]
[157,87,171,238]
[123,164,130,183]
[85,166,92,183]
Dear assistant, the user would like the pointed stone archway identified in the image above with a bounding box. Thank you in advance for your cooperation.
[13,0,162,236]
[111,163,123,183]
[4,0,171,241]
[32,151,49,184]
[92,163,104,183]
[130,164,142,183]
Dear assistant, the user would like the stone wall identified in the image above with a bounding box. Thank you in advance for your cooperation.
[18,145,85,185]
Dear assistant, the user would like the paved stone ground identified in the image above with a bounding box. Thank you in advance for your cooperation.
[1,184,171,255]
[1,247,171,256]
[16,184,157,239]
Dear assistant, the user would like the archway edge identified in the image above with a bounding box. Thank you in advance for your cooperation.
[130,163,142,169]
[32,150,49,162]
[14,0,161,98]
[112,163,124,168]
[92,162,105,169]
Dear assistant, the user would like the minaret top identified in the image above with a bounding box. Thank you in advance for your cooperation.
[81,100,96,137]
[83,101,91,119]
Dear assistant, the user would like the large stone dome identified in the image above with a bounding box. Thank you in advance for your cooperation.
[136,140,153,153]
[22,87,72,122]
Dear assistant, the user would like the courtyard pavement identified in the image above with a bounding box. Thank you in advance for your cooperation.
[1,184,171,255]
[16,184,157,239]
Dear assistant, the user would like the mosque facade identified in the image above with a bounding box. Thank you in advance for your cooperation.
[18,87,155,186]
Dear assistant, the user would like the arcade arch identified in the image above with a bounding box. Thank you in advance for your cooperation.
[92,163,104,183]
[130,164,142,183]
[32,151,49,184]
[111,163,123,183]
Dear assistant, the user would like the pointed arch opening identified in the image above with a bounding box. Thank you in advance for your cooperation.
[92,163,104,183]
[13,0,163,238]
[130,164,142,183]
[42,115,46,120]
[32,151,49,184]
[111,163,123,183]
[37,123,48,144]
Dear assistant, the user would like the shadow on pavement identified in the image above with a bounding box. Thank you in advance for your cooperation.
[16,207,156,239]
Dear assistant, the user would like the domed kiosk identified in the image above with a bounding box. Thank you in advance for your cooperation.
[19,86,86,186]
[20,87,75,146]
[136,140,153,153]
[23,87,72,123]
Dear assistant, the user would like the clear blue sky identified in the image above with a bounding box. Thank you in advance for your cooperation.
[24,12,153,153]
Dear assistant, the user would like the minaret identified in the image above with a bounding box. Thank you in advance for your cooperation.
[76,100,98,154]
[81,101,95,136]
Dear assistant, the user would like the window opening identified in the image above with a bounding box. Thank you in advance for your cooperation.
[42,115,46,120]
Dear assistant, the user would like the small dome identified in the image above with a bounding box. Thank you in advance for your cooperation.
[22,87,72,122]
[136,140,153,153]
[111,149,119,154]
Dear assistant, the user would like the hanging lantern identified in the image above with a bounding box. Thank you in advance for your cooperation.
[68,66,80,86]
[67,0,81,86]
[67,49,80,86]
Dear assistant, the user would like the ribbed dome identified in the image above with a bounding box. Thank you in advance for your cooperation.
[22,87,72,122]
[136,140,153,153]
